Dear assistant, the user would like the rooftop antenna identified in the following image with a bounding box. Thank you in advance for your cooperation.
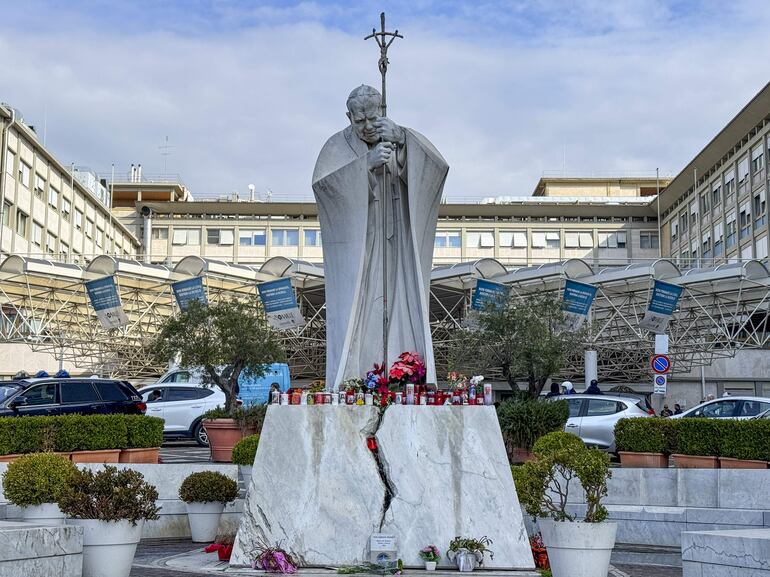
[266,188,273,202]
[158,136,174,179]
[248,184,256,202]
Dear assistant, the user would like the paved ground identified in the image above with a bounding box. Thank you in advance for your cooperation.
[160,439,211,464]
[129,539,683,577]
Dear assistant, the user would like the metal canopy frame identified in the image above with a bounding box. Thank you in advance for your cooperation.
[0,255,767,382]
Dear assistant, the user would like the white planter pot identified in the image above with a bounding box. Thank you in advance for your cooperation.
[539,519,617,577]
[448,549,482,572]
[186,501,225,542]
[424,561,437,571]
[22,503,65,525]
[239,464,253,491]
[68,518,144,577]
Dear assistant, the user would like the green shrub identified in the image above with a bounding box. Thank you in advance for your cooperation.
[614,418,675,454]
[718,420,770,461]
[2,453,78,506]
[0,417,57,455]
[203,404,267,432]
[179,471,239,504]
[672,418,720,457]
[125,416,164,448]
[55,415,128,452]
[514,431,611,523]
[57,465,160,525]
[497,399,569,454]
[232,434,260,466]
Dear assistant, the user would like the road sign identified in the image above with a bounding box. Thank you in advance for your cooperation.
[651,354,671,374]
[653,374,668,395]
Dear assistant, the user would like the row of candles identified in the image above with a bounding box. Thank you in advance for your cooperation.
[271,383,494,406]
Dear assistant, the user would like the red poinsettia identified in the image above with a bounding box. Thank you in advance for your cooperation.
[388,351,426,384]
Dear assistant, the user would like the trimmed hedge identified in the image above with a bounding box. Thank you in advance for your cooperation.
[2,453,78,507]
[179,471,239,504]
[232,434,259,466]
[614,417,770,461]
[497,399,569,453]
[0,415,164,456]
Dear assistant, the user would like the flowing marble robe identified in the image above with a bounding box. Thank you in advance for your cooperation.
[312,124,449,390]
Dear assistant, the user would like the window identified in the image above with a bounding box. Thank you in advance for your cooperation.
[679,211,689,233]
[586,399,620,417]
[738,156,749,184]
[74,209,83,230]
[739,400,770,417]
[31,222,43,247]
[46,232,56,254]
[304,229,322,246]
[85,219,94,238]
[34,173,45,197]
[48,185,59,209]
[724,169,735,198]
[20,383,57,405]
[18,161,31,188]
[726,211,737,248]
[172,228,201,246]
[640,231,659,250]
[566,398,583,418]
[598,231,626,248]
[702,233,712,259]
[4,149,14,175]
[2,201,11,227]
[16,211,28,238]
[239,229,266,246]
[271,228,299,246]
[167,388,206,402]
[151,227,168,240]
[712,182,722,207]
[695,400,738,418]
[161,371,191,383]
[60,381,98,403]
[435,230,461,248]
[671,219,679,241]
[690,202,698,227]
[754,190,766,228]
[564,231,593,249]
[61,198,71,221]
[714,226,724,256]
[60,241,69,260]
[207,228,234,245]
[752,146,764,174]
[499,231,527,248]
[96,381,131,401]
[95,228,103,248]
[700,192,710,213]
[739,203,751,239]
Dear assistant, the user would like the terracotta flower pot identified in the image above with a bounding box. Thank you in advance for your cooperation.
[0,454,22,463]
[672,454,719,469]
[119,448,160,464]
[203,419,256,462]
[71,449,121,463]
[718,457,768,469]
[618,451,669,468]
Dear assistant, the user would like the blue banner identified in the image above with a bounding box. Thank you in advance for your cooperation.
[471,279,510,311]
[648,280,684,316]
[172,277,207,311]
[85,276,128,329]
[562,280,597,316]
[257,278,304,329]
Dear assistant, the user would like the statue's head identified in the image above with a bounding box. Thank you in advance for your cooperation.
[346,85,382,144]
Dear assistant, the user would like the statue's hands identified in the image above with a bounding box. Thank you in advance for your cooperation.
[373,118,405,145]
[367,142,395,171]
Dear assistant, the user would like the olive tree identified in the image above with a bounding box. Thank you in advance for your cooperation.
[450,292,585,398]
[152,299,286,412]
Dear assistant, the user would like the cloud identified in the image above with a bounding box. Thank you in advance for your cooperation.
[1,1,769,200]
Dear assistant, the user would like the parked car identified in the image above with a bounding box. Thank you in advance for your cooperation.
[137,384,229,446]
[156,363,290,406]
[669,396,770,420]
[0,377,146,417]
[550,394,651,452]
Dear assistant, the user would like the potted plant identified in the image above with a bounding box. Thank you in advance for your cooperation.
[232,434,260,489]
[204,532,236,561]
[671,419,719,468]
[2,452,77,524]
[419,545,441,571]
[152,299,284,462]
[201,404,266,462]
[718,420,770,469]
[447,536,493,572]
[614,417,672,468]
[497,398,569,463]
[119,416,164,463]
[57,414,126,463]
[179,471,239,542]
[57,465,160,577]
[514,431,615,577]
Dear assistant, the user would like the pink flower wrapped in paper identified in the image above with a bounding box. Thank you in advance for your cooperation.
[389,351,426,384]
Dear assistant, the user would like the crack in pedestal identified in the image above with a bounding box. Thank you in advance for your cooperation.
[364,407,396,530]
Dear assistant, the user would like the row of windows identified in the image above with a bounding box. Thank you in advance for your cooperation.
[672,189,767,242]
[152,227,322,248]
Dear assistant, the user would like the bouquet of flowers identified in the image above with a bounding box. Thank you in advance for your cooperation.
[470,375,484,386]
[389,352,426,384]
[419,545,441,562]
[250,536,298,574]
[447,371,468,391]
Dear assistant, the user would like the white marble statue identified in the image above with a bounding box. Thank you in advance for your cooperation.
[312,85,449,390]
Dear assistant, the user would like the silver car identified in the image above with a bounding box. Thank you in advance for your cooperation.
[555,394,651,452]
[669,396,770,420]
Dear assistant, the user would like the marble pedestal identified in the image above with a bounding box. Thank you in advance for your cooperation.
[231,405,533,569]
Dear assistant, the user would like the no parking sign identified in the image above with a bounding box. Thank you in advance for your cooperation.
[653,374,667,395]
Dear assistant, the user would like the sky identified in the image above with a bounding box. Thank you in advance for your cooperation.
[2,0,770,201]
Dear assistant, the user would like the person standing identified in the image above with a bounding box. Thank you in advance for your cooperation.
[660,404,673,417]
[673,403,683,415]
[545,382,561,398]
[584,379,603,395]
[561,381,576,395]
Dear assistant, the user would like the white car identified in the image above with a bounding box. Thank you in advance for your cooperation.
[556,394,651,452]
[138,384,227,446]
[669,396,770,420]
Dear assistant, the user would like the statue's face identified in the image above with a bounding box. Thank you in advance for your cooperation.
[347,102,381,145]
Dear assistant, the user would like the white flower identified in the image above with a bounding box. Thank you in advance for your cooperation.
[470,375,484,385]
